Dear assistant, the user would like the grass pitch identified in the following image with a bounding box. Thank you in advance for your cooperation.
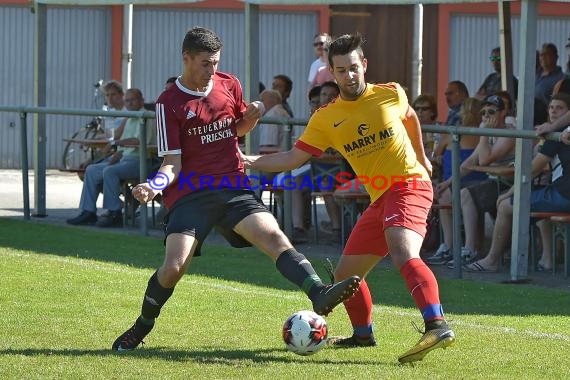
[1,218,569,379]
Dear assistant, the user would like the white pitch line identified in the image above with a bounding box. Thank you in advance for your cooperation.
[4,250,570,342]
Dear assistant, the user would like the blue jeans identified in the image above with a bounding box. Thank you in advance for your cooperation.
[79,156,140,213]
[529,185,570,212]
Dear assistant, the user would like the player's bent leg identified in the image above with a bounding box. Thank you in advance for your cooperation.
[328,254,380,347]
[234,212,360,316]
[386,227,455,363]
[233,212,292,260]
[112,233,197,351]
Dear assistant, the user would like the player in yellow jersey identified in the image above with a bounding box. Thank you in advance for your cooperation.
[243,33,455,363]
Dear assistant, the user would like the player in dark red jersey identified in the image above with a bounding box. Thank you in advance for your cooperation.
[111,27,360,352]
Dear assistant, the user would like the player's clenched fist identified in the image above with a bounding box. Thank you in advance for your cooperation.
[132,183,158,203]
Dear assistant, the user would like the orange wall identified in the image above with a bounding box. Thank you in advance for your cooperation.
[111,6,123,81]
[437,1,570,122]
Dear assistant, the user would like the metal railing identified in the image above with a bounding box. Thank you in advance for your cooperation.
[0,105,563,280]
[0,105,155,234]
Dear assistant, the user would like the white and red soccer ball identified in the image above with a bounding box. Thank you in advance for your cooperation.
[282,310,328,355]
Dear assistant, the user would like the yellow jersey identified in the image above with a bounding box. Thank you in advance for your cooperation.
[296,82,429,202]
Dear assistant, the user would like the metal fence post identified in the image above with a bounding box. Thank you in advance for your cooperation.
[450,128,462,279]
[139,118,148,236]
[282,120,293,238]
[20,111,30,220]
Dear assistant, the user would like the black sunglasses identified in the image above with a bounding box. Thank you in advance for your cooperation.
[480,108,497,116]
[313,41,325,47]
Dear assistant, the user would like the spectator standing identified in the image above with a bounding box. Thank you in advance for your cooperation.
[535,43,565,106]
[311,41,335,88]
[444,81,469,126]
[307,33,332,86]
[475,47,518,100]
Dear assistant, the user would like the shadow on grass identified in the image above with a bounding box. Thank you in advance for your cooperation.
[2,218,570,318]
[0,347,388,366]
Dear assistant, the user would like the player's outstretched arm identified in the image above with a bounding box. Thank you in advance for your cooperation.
[242,147,311,173]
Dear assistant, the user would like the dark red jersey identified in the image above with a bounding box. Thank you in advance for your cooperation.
[156,72,248,209]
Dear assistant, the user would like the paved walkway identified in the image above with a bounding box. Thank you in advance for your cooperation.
[1,169,568,291]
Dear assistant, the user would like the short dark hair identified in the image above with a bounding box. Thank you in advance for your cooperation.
[551,93,570,109]
[320,81,339,93]
[327,33,365,68]
[182,27,223,55]
[449,80,469,97]
[273,74,293,93]
[165,76,177,84]
[308,85,321,100]
[542,43,558,57]
[491,46,500,54]
[125,88,143,100]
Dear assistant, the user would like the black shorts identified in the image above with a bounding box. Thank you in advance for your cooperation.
[465,179,510,218]
[164,189,271,256]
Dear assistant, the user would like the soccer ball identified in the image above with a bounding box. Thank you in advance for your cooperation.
[282,310,328,355]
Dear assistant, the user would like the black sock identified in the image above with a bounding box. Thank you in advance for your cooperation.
[425,319,447,331]
[140,271,174,323]
[275,248,323,298]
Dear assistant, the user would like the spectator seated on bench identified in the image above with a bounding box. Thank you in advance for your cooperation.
[66,88,156,228]
[426,97,486,265]
[465,94,570,273]
[439,95,516,269]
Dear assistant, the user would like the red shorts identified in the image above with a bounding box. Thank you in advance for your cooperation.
[343,180,433,256]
